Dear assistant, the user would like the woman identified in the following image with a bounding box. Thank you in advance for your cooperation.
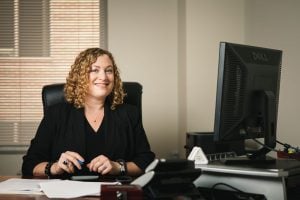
[22,48,155,178]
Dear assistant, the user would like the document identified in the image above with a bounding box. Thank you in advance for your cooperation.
[0,178,119,198]
[39,180,118,198]
[0,178,54,195]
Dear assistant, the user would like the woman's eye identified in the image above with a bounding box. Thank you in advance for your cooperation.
[105,69,113,73]
[89,69,99,73]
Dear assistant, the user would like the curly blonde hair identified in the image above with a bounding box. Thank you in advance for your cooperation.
[64,48,125,110]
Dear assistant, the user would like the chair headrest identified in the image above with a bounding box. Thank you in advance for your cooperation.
[42,82,143,119]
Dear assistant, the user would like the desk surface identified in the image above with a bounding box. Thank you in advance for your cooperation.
[196,159,300,177]
[0,176,100,200]
[0,193,97,200]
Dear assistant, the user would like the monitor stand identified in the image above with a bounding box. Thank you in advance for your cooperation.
[217,156,300,173]
[220,144,277,165]
[220,155,276,165]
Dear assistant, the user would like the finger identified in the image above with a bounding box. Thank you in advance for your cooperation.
[58,153,80,173]
[63,151,84,170]
[59,161,73,174]
[90,159,107,172]
[88,155,107,171]
[68,162,75,173]
[96,160,112,174]
[57,155,70,173]
[61,160,71,173]
[97,163,111,174]
[97,165,105,174]
[90,155,107,165]
[92,161,104,172]
[70,159,82,170]
[101,164,112,175]
[65,151,85,163]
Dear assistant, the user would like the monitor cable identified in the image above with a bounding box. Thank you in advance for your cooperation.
[251,138,279,153]
[249,138,300,154]
[210,182,266,200]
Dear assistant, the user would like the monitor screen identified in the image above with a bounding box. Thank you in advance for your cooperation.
[213,42,282,163]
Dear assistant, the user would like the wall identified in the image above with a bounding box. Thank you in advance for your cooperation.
[108,0,179,158]
[0,153,23,175]
[183,0,245,156]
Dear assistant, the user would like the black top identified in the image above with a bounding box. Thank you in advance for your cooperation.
[22,102,155,177]
[85,117,106,164]
[75,117,106,176]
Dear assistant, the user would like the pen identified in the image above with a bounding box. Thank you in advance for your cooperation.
[78,159,84,165]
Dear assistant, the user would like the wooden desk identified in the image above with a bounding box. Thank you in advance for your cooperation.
[0,176,99,200]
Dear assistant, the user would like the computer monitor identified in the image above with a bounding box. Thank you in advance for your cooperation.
[213,42,282,163]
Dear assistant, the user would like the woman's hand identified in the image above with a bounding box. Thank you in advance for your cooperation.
[87,155,120,175]
[51,151,85,175]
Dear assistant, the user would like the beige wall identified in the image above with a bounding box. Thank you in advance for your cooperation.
[108,0,179,158]
[0,153,23,175]
[183,0,245,156]
[2,0,300,175]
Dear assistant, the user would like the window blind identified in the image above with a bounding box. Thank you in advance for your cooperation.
[0,0,107,147]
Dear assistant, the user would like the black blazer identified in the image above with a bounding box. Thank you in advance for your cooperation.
[22,102,155,176]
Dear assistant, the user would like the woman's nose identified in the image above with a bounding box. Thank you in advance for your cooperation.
[97,69,107,79]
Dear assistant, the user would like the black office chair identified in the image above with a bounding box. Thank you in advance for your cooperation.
[41,82,143,119]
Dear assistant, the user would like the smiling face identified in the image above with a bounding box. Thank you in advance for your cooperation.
[86,54,115,101]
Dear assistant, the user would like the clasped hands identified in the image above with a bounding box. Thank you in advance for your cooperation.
[51,151,120,176]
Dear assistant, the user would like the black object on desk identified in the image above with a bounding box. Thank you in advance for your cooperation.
[198,187,267,200]
[185,132,245,157]
[142,159,204,199]
[70,174,133,184]
[101,184,143,200]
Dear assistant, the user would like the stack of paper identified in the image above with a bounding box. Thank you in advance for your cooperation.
[0,178,52,195]
[0,178,119,198]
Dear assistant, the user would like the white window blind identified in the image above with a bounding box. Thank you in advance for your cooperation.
[0,0,107,148]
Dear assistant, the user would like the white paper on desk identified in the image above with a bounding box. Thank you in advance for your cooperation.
[0,178,58,195]
[39,180,119,198]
